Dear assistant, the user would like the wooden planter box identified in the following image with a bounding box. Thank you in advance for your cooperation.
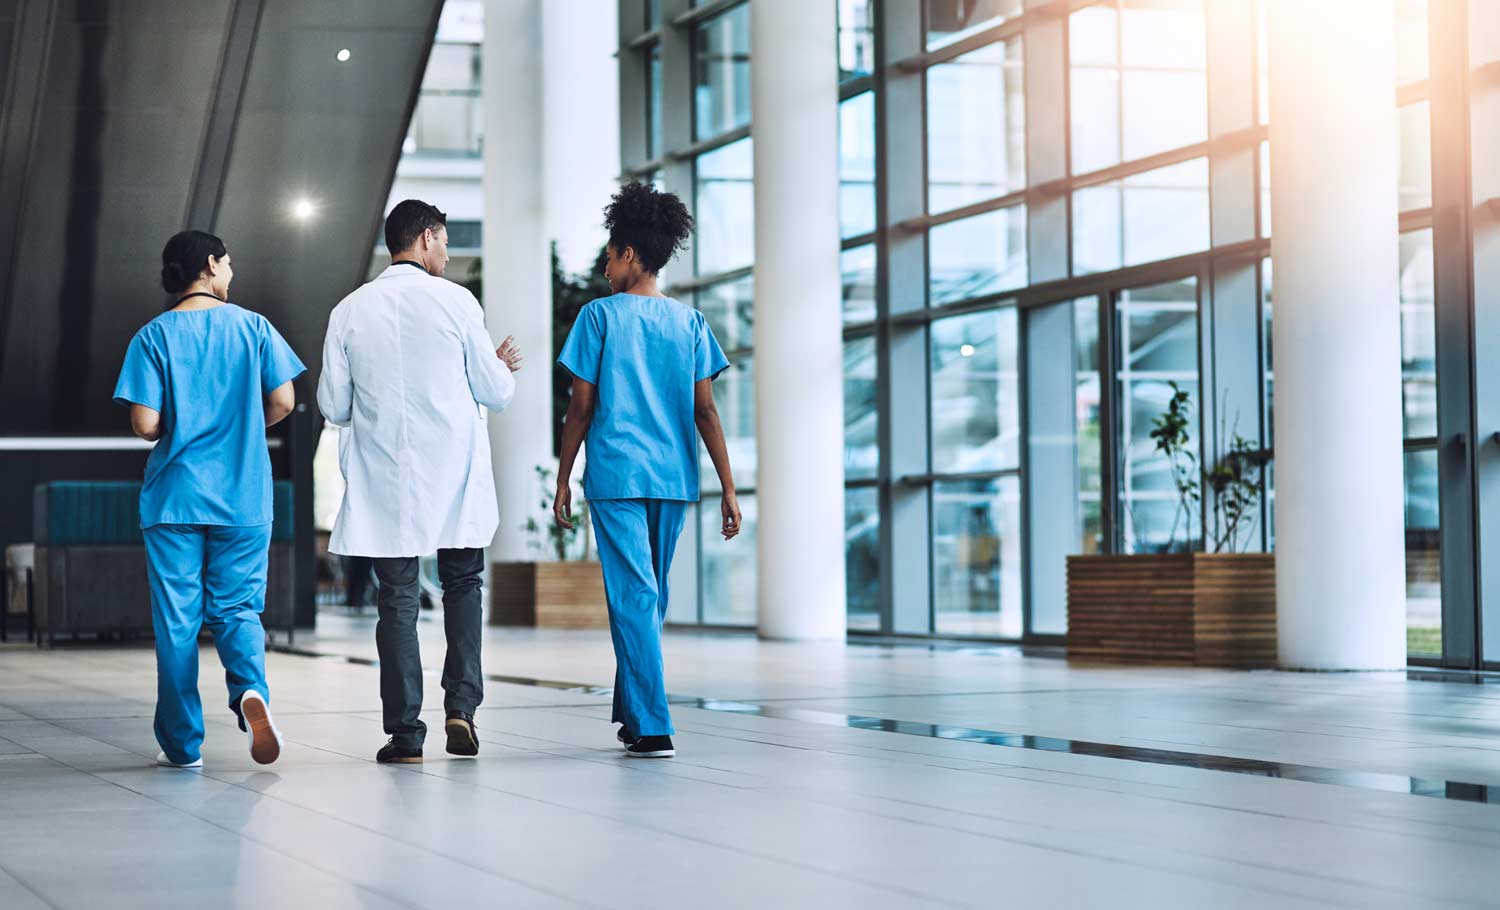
[1066,553,1276,668]
[490,561,608,628]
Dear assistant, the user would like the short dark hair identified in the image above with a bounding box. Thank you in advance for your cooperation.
[160,230,227,295]
[384,199,447,254]
[602,182,693,275]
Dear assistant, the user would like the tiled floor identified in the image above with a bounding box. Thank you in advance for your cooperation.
[3,613,1500,908]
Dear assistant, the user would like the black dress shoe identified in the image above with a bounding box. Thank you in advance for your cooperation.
[376,738,423,764]
[624,735,675,758]
[445,711,479,757]
[617,725,638,747]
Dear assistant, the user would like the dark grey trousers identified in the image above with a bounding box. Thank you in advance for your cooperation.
[372,548,484,749]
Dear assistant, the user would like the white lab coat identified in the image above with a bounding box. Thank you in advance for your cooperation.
[317,265,516,557]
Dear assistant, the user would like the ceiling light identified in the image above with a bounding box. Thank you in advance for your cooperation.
[336,48,352,63]
[959,344,976,358]
[291,198,316,221]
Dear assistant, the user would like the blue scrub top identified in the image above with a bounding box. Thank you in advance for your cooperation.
[113,303,306,528]
[557,294,729,501]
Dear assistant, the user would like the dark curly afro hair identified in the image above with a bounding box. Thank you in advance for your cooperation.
[602,181,694,275]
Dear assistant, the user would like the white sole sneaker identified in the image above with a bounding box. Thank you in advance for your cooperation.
[156,751,203,769]
[239,690,282,765]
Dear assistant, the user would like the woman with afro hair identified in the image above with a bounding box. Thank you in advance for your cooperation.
[555,182,739,758]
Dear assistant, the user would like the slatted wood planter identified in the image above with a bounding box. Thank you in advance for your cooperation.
[489,562,608,629]
[1066,553,1276,668]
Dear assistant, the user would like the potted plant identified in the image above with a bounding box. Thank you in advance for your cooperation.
[490,465,607,628]
[1067,385,1277,668]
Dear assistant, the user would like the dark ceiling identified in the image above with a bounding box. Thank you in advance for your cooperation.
[0,0,441,434]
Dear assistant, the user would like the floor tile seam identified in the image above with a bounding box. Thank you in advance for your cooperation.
[275,647,1500,809]
[0,855,63,910]
[173,772,600,910]
[196,726,970,910]
[382,762,980,910]
[456,709,1500,866]
[550,712,1500,857]
[799,790,1406,910]
[1131,716,1500,752]
[8,751,446,910]
[558,698,1500,806]
[891,764,1500,870]
[660,705,1500,818]
[401,747,1375,910]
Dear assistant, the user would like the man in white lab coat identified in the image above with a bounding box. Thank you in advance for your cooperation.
[317,200,523,765]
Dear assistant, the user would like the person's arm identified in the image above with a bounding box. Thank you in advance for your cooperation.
[129,404,161,442]
[553,377,596,530]
[316,309,353,427]
[694,378,741,540]
[264,380,295,428]
[461,302,521,412]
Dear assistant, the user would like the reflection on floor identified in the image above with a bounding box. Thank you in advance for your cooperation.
[3,614,1500,908]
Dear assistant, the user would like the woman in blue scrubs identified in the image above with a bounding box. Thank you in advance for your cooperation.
[554,183,739,759]
[113,230,305,768]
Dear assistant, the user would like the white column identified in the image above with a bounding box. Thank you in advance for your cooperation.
[541,0,620,274]
[750,0,846,641]
[483,0,552,561]
[1267,0,1405,669]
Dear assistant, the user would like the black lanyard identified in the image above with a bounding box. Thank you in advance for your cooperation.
[392,260,429,274]
[175,292,225,306]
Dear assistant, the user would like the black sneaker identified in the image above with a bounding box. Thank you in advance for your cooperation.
[624,735,674,758]
[445,711,479,757]
[376,738,423,764]
[616,725,638,747]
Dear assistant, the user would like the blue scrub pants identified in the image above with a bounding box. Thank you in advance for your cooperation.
[143,523,272,765]
[590,499,687,737]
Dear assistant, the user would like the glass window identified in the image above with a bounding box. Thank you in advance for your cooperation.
[1115,278,1200,554]
[1396,0,1429,86]
[694,137,755,275]
[1400,229,1436,439]
[1070,1,1207,174]
[841,244,877,324]
[1405,448,1441,655]
[701,493,757,625]
[694,4,752,140]
[697,274,753,355]
[930,308,1020,474]
[926,38,1025,214]
[1073,157,1209,274]
[840,92,877,238]
[647,44,663,160]
[845,336,879,479]
[699,354,756,492]
[839,0,876,81]
[929,205,1027,305]
[1400,102,1432,212]
[933,477,1023,637]
[925,0,1023,49]
[846,486,881,631]
[1074,298,1104,558]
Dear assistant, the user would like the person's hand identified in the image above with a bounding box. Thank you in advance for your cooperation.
[720,491,741,541]
[553,484,574,530]
[497,335,524,372]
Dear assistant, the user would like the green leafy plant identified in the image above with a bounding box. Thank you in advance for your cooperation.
[1148,381,1200,553]
[1203,399,1269,554]
[523,465,589,561]
[1145,384,1268,555]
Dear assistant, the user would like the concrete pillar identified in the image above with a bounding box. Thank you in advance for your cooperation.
[483,0,551,561]
[1267,0,1406,669]
[750,0,846,641]
[542,0,620,274]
